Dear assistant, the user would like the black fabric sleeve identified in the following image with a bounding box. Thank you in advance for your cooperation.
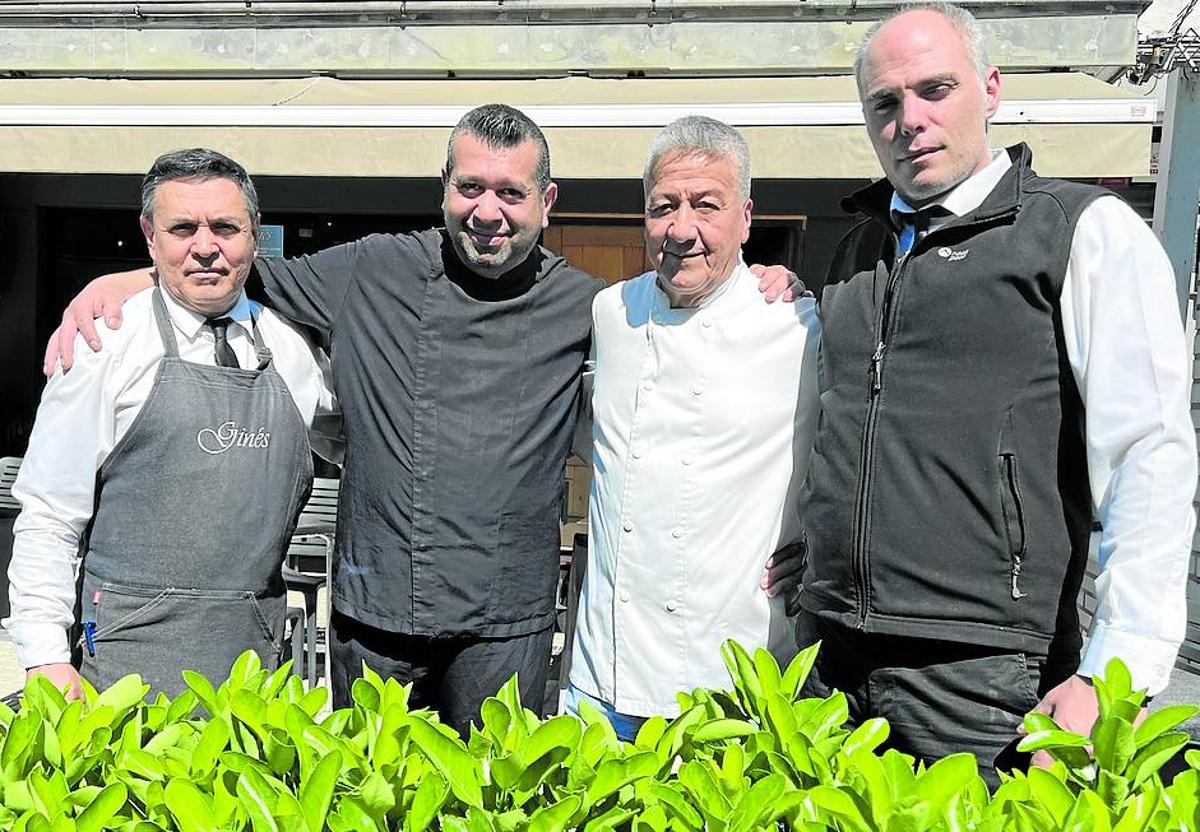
[249,241,360,344]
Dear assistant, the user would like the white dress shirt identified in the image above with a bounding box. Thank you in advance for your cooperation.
[894,151,1197,694]
[5,285,342,669]
[570,262,822,716]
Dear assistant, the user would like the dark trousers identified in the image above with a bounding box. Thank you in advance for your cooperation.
[329,611,554,736]
[796,611,1076,786]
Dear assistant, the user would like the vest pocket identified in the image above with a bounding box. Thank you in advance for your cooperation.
[998,452,1028,600]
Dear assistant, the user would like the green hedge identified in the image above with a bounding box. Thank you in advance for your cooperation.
[1,640,1198,831]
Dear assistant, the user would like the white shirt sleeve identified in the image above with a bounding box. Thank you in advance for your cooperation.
[1062,195,1198,694]
[4,334,126,668]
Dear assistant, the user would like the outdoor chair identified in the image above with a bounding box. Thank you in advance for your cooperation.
[283,476,340,688]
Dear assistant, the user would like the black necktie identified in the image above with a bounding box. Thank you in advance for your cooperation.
[205,317,240,369]
[897,206,948,256]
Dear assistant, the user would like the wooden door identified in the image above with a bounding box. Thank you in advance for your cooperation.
[543,224,649,285]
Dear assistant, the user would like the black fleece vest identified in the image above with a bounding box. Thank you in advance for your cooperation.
[798,145,1107,654]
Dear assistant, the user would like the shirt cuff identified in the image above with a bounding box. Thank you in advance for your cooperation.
[2,619,72,670]
[1079,622,1179,695]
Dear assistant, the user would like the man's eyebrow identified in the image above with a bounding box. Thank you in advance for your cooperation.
[867,73,959,100]
[161,215,244,226]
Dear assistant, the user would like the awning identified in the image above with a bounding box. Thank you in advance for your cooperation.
[0,73,1154,179]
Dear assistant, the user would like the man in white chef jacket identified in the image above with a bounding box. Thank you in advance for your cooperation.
[567,116,821,737]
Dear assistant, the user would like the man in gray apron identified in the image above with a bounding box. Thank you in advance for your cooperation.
[7,148,339,699]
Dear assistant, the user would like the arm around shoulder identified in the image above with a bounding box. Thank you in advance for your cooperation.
[45,267,155,375]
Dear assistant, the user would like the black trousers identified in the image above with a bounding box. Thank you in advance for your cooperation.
[796,611,1076,786]
[329,611,555,736]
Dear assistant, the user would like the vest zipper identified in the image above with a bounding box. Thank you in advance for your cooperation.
[851,251,908,627]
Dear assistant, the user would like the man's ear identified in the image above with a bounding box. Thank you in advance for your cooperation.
[541,181,559,228]
[983,66,1002,119]
[741,198,754,244]
[440,167,450,188]
[140,215,157,260]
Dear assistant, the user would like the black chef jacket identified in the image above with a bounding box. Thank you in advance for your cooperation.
[252,229,603,637]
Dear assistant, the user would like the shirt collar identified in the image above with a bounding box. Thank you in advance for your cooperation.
[889,148,1012,225]
[157,284,255,340]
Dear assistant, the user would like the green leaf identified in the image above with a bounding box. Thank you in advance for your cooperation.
[75,783,128,832]
[751,649,782,698]
[299,750,342,832]
[841,718,889,758]
[780,642,820,700]
[1133,705,1198,749]
[165,690,200,725]
[1096,769,1130,812]
[405,770,448,832]
[1017,729,1090,752]
[912,753,978,812]
[528,795,582,832]
[94,674,149,716]
[804,783,872,832]
[408,719,483,808]
[1129,731,1189,788]
[2,712,39,780]
[164,778,218,832]
[646,782,704,830]
[586,752,661,806]
[692,719,757,744]
[720,641,764,717]
[634,717,668,752]
[1093,717,1137,774]
[231,689,269,739]
[190,718,231,778]
[728,773,788,832]
[1026,766,1073,825]
[236,768,282,832]
[1111,788,1159,832]
[183,671,221,718]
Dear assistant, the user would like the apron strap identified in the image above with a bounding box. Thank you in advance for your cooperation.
[248,303,274,371]
[150,287,181,358]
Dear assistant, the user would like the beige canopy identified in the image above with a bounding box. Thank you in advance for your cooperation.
[0,73,1153,178]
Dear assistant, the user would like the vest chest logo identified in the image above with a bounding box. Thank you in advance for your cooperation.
[197,420,271,455]
[937,246,970,262]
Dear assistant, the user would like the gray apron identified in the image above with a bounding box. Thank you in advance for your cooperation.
[78,288,313,697]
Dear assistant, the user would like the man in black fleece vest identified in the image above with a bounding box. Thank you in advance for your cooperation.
[796,2,1196,781]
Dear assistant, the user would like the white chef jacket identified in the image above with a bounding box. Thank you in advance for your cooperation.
[571,261,821,717]
[5,285,342,669]
[892,150,1197,694]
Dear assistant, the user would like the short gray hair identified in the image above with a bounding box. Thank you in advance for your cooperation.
[141,147,259,229]
[446,103,552,194]
[853,2,990,91]
[643,116,752,202]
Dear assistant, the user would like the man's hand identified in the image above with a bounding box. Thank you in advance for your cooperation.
[1020,674,1106,768]
[750,263,811,303]
[761,537,807,616]
[26,663,84,701]
[43,268,156,376]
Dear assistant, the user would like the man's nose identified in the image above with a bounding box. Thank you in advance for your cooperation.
[898,93,927,137]
[191,227,219,259]
[471,191,504,225]
[668,204,699,242]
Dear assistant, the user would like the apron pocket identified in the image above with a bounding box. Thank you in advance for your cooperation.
[80,577,284,699]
